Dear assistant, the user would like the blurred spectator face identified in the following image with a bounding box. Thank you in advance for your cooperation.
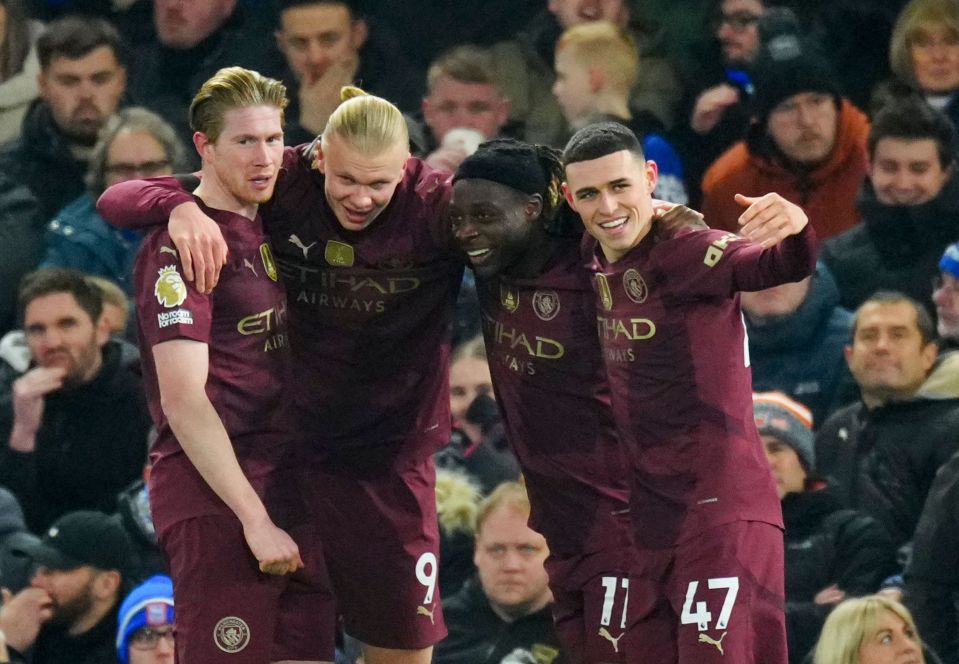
[933,272,959,340]
[910,23,959,94]
[762,436,806,499]
[552,47,594,124]
[422,75,509,144]
[869,137,950,206]
[38,47,126,144]
[714,0,764,67]
[31,565,100,627]
[856,608,924,664]
[767,91,838,165]
[103,129,174,188]
[845,301,937,402]
[449,354,493,423]
[197,105,284,208]
[741,275,810,319]
[276,2,367,84]
[24,292,108,386]
[129,625,175,664]
[474,504,551,620]
[153,0,237,49]
[547,0,628,29]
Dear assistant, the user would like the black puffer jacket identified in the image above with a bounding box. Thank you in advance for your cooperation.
[783,482,898,664]
[815,356,959,548]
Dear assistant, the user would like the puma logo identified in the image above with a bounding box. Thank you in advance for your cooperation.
[288,234,317,259]
[242,257,258,276]
[160,245,178,259]
[698,632,727,655]
[598,627,624,653]
[416,605,435,625]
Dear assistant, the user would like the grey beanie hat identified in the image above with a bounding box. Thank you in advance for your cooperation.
[753,391,815,472]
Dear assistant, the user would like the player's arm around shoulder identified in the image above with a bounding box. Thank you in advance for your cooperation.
[151,340,304,576]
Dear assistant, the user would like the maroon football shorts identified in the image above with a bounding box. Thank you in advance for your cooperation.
[548,542,639,664]
[159,513,336,663]
[627,520,787,664]
[306,454,448,649]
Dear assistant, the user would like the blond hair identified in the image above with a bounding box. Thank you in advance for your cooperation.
[556,21,639,95]
[813,596,924,664]
[890,0,959,86]
[85,275,129,333]
[189,66,288,143]
[426,44,500,92]
[475,481,530,534]
[322,85,408,154]
[452,334,487,365]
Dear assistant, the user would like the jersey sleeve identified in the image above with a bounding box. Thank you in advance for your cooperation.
[136,230,213,348]
[97,175,196,230]
[663,226,817,299]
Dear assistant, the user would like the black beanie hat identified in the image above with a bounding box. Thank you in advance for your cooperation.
[750,34,842,123]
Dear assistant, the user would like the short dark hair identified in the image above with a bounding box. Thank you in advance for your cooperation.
[274,0,364,19]
[851,290,937,346]
[562,121,645,166]
[36,15,127,70]
[18,268,104,325]
[868,98,958,170]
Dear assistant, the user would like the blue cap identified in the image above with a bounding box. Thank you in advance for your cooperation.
[116,574,174,663]
[940,242,959,279]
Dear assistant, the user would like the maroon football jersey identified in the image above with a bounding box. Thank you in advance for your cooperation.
[477,240,630,557]
[584,226,817,548]
[135,202,296,531]
[103,148,460,468]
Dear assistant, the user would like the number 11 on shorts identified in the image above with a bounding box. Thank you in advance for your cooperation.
[600,576,630,629]
[681,577,740,631]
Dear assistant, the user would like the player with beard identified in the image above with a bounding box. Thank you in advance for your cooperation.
[99,87,459,664]
[131,67,328,663]
[562,121,815,664]
[449,138,807,663]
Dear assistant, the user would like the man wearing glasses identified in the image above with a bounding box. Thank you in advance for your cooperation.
[675,0,765,206]
[116,575,175,664]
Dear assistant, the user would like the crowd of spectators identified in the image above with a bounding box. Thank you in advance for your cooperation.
[3,0,959,661]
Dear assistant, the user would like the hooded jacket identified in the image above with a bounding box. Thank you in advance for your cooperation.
[821,172,959,313]
[814,352,959,547]
[702,99,870,240]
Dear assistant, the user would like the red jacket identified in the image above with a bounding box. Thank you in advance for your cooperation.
[701,99,870,240]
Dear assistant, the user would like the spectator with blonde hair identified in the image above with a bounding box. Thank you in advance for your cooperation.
[889,0,959,131]
[813,595,932,664]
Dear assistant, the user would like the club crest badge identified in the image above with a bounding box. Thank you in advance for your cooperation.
[532,290,561,321]
[145,601,168,626]
[154,266,187,308]
[325,240,355,267]
[623,269,648,304]
[595,274,613,311]
[501,284,519,313]
[259,243,278,281]
[213,616,250,653]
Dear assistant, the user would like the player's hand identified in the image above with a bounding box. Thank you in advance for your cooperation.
[168,202,228,293]
[0,587,54,652]
[652,202,708,241]
[735,193,808,248]
[691,84,740,134]
[813,584,846,605]
[299,56,358,135]
[242,518,305,576]
[10,367,67,450]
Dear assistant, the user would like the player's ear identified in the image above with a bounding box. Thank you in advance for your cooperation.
[525,194,544,221]
[562,182,575,208]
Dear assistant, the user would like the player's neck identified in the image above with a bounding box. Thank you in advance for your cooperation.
[507,229,564,279]
[194,174,258,220]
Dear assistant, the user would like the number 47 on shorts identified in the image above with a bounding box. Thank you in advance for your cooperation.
[680,577,740,631]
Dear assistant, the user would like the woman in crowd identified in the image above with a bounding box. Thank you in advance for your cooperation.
[814,595,936,664]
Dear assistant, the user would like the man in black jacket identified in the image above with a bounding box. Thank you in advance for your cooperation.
[0,269,150,533]
[433,481,564,664]
[815,291,959,549]
[755,392,897,664]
